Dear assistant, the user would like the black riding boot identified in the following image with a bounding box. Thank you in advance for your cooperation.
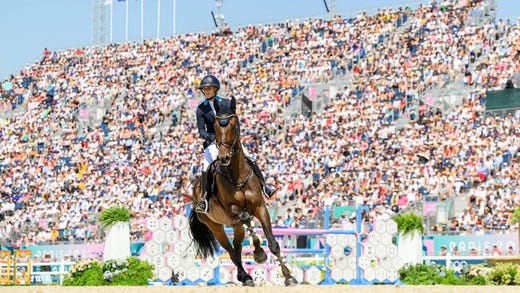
[248,159,276,199]
[195,171,209,213]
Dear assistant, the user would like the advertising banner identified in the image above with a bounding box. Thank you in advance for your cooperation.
[14,250,32,285]
[0,251,12,285]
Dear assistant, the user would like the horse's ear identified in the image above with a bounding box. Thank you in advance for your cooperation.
[231,96,237,114]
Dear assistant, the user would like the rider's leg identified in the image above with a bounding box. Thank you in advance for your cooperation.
[248,159,276,198]
[196,143,218,213]
[242,145,276,199]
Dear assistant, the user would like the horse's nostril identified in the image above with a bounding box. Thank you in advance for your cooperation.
[220,155,231,166]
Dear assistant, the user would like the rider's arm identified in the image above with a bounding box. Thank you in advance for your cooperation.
[196,107,214,141]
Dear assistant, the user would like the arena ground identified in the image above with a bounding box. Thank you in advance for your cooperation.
[3,285,520,293]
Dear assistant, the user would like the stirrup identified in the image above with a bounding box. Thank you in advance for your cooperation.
[195,198,209,213]
[262,185,277,199]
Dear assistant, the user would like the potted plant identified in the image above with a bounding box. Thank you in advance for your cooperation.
[510,206,520,255]
[99,205,132,261]
[62,257,154,286]
[393,212,424,265]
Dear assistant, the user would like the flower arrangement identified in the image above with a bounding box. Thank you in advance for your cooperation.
[465,264,492,285]
[98,205,131,229]
[102,259,129,281]
[467,264,493,278]
[63,259,105,286]
[62,257,153,286]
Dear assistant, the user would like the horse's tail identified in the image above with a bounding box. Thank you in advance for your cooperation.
[188,210,218,259]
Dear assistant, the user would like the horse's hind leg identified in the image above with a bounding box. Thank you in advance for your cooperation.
[205,221,254,286]
[240,214,267,264]
[254,206,297,286]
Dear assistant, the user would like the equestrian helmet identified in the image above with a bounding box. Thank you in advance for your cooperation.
[199,75,220,90]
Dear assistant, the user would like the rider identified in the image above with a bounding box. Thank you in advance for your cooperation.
[195,74,276,213]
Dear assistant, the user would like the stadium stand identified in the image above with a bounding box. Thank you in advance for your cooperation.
[0,0,519,254]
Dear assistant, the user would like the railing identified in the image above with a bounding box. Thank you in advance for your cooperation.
[423,255,487,274]
[28,261,75,285]
[483,107,520,118]
[0,260,75,285]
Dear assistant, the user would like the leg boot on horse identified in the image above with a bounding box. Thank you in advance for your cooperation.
[240,211,268,264]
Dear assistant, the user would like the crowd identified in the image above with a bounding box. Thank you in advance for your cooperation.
[0,0,519,253]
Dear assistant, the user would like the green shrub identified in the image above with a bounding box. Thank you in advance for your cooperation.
[108,257,154,286]
[62,259,106,286]
[437,269,466,285]
[467,275,487,285]
[398,263,440,285]
[398,263,466,285]
[62,257,153,286]
[486,263,520,285]
[511,207,520,225]
[464,264,492,285]
[98,205,131,229]
[393,213,424,236]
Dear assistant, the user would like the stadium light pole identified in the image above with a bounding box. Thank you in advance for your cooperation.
[173,0,176,35]
[141,0,145,41]
[157,0,161,39]
[121,0,128,41]
[215,0,224,30]
[108,0,113,43]
[323,0,336,20]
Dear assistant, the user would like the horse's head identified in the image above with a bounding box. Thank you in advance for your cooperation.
[215,113,240,166]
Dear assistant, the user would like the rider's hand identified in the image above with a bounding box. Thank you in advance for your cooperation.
[206,134,215,143]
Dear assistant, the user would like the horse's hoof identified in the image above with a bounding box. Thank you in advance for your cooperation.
[243,279,255,287]
[254,250,268,264]
[285,277,298,286]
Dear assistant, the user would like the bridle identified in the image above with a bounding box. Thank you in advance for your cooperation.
[214,113,253,190]
[215,114,240,158]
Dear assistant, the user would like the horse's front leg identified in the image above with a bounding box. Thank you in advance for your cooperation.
[232,225,253,286]
[204,221,253,286]
[254,205,297,286]
[241,217,268,264]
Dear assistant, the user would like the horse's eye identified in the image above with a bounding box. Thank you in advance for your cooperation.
[218,118,230,127]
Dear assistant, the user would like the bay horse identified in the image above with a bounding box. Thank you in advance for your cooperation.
[188,97,297,287]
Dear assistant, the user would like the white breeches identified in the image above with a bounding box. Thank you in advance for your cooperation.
[203,143,218,170]
[203,143,251,170]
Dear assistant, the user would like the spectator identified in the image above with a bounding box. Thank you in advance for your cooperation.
[0,0,519,247]
[440,245,448,256]
[492,244,503,256]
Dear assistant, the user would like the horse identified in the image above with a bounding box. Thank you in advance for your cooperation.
[188,98,297,287]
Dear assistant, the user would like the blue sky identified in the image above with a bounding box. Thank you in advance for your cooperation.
[1,0,519,80]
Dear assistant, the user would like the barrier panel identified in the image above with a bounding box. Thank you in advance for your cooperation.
[139,206,403,285]
[0,250,74,285]
[14,250,31,285]
[0,251,12,285]
[0,250,33,285]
